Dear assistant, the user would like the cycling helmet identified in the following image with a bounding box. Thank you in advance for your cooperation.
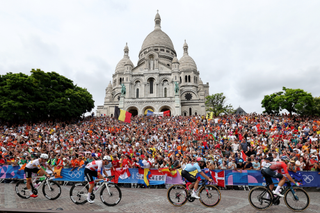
[40,154,49,159]
[103,156,111,161]
[281,156,290,162]
[196,157,205,162]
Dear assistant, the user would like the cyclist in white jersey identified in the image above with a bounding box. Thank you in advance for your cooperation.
[24,154,54,198]
[84,156,112,203]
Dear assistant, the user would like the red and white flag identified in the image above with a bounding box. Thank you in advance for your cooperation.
[111,166,131,183]
[210,170,225,187]
[241,150,247,161]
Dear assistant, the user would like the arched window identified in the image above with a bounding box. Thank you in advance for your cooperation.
[189,108,192,116]
[164,88,167,97]
[185,75,187,82]
[136,88,139,98]
[184,112,187,116]
[188,75,191,82]
[195,112,197,116]
[149,79,154,94]
[180,77,182,83]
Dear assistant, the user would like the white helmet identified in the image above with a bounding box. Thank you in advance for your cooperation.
[40,154,49,159]
[103,156,111,161]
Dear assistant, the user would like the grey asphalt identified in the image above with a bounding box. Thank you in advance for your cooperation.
[0,183,319,213]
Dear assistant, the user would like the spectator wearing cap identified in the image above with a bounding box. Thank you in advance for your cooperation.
[288,158,297,173]
[237,159,245,171]
[309,155,318,170]
[252,158,261,170]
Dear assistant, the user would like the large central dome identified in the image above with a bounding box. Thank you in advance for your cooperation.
[140,11,175,53]
[141,30,174,51]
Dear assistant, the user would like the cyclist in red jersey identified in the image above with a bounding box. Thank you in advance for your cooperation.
[261,156,300,197]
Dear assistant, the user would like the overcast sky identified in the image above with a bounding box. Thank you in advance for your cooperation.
[1,0,320,114]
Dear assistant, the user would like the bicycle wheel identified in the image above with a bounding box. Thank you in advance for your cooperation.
[15,180,30,199]
[70,182,89,204]
[167,184,188,207]
[284,187,310,211]
[199,185,221,207]
[42,180,61,200]
[100,183,122,206]
[248,186,272,210]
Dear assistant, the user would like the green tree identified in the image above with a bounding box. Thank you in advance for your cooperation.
[0,69,94,123]
[261,87,314,116]
[261,92,283,114]
[312,97,320,117]
[205,93,234,116]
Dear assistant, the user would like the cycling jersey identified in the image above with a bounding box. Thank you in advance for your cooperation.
[26,159,47,169]
[184,163,201,173]
[85,160,103,172]
[268,161,289,174]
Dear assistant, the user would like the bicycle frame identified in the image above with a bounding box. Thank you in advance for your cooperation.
[80,179,112,196]
[281,181,299,201]
[30,175,53,191]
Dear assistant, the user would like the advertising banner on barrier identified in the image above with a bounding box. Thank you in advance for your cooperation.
[1,165,319,187]
[53,168,85,182]
[166,171,183,185]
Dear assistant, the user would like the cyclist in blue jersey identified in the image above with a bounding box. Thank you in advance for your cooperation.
[181,157,213,199]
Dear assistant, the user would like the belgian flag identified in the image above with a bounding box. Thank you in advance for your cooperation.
[114,106,132,123]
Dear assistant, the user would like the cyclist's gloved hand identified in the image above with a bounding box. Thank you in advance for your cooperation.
[295,182,301,186]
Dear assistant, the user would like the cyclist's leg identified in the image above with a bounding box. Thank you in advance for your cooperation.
[37,169,45,176]
[193,173,202,192]
[84,169,97,202]
[24,168,39,196]
[181,170,197,190]
[261,169,274,191]
[274,173,285,194]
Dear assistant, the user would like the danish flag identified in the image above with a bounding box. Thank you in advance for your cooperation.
[111,166,131,183]
[210,170,225,187]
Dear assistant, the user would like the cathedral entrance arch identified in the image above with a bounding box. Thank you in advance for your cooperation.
[127,106,138,117]
[143,106,155,115]
[159,106,171,116]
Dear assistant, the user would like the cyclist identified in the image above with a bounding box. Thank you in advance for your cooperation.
[84,155,112,204]
[261,156,300,197]
[24,153,54,198]
[181,157,213,199]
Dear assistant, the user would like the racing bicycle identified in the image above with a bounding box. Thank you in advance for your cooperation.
[69,175,122,206]
[15,174,61,200]
[167,179,221,207]
[248,177,310,211]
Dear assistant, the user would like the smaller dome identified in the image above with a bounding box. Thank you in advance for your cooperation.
[115,43,133,73]
[179,55,197,71]
[179,40,197,71]
[172,56,179,63]
[198,78,203,84]
[125,58,134,67]
[115,57,127,73]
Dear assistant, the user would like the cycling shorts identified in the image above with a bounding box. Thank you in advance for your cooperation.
[24,168,40,179]
[181,170,201,183]
[84,168,98,183]
[261,168,283,185]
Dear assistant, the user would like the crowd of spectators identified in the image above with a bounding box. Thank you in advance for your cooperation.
[1,114,320,175]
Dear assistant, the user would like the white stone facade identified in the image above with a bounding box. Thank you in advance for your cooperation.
[97,12,209,117]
